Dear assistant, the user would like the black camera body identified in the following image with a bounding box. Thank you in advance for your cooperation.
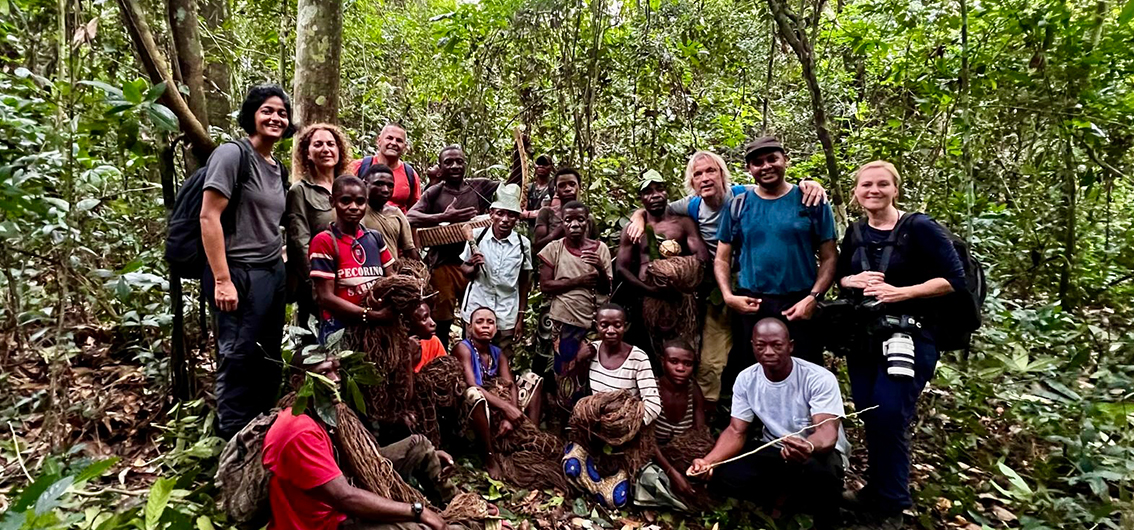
[817,296,922,359]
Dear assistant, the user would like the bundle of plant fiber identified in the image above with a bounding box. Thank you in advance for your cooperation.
[495,421,570,492]
[333,402,429,504]
[343,275,426,425]
[641,255,703,341]
[659,426,715,475]
[413,355,468,446]
[569,390,658,477]
[659,426,716,510]
[391,257,431,287]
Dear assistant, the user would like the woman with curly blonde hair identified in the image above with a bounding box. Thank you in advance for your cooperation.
[286,123,353,332]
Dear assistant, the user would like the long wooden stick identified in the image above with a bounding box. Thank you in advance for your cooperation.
[687,405,879,476]
[513,127,531,208]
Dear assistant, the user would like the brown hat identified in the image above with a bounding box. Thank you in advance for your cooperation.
[744,137,785,159]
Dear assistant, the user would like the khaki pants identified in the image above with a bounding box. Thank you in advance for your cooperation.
[696,302,732,402]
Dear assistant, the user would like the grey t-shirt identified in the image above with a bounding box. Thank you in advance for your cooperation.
[203,141,286,264]
[731,357,849,455]
[666,185,753,258]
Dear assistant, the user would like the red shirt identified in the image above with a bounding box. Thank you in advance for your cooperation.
[414,336,447,373]
[309,224,394,324]
[348,159,419,213]
[262,408,347,530]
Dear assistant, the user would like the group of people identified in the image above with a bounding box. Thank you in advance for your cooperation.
[199,84,968,530]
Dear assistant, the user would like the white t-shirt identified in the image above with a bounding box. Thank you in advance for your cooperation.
[731,358,849,454]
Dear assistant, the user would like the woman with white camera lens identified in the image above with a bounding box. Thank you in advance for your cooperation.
[835,161,966,529]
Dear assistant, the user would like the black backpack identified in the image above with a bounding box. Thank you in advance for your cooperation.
[356,157,417,200]
[848,213,986,351]
[165,139,288,279]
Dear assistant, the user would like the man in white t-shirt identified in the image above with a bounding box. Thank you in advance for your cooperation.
[689,317,846,528]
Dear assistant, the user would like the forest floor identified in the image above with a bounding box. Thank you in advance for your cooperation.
[0,327,1110,529]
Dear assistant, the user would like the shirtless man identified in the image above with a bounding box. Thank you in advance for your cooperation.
[616,171,710,356]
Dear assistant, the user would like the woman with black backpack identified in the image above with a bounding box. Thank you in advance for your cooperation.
[200,84,296,440]
[835,161,966,529]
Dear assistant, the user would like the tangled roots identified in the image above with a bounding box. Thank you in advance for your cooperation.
[569,390,658,477]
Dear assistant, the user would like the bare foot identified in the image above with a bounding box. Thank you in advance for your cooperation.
[486,455,505,481]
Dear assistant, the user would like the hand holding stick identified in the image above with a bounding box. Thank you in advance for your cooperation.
[686,405,879,477]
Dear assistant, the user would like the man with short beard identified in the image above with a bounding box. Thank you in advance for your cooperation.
[350,124,421,213]
[407,145,501,349]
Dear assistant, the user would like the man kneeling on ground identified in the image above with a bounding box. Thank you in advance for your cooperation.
[688,317,847,528]
[262,351,464,530]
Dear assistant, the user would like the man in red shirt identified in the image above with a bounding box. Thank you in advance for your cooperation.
[262,353,464,530]
[350,124,420,213]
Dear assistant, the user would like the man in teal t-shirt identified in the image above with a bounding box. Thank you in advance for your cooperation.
[714,137,837,371]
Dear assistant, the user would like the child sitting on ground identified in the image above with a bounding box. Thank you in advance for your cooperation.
[636,340,708,511]
[453,307,544,480]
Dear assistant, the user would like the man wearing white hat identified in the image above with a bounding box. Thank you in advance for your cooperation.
[459,184,533,355]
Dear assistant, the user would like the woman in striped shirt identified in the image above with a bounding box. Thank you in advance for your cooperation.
[563,303,661,508]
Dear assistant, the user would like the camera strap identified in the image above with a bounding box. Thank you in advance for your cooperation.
[854,212,914,274]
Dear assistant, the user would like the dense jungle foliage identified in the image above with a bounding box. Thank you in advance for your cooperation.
[1,0,1134,527]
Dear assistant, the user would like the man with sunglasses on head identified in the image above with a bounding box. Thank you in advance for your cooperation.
[309,176,396,344]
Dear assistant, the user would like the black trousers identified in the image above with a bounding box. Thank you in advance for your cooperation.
[723,290,823,394]
[204,259,286,439]
[711,444,844,527]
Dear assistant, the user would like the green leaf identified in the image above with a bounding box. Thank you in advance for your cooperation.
[144,82,168,104]
[146,104,179,132]
[996,461,1033,495]
[78,80,124,99]
[74,457,119,483]
[1119,0,1134,25]
[76,198,100,212]
[346,377,366,415]
[13,471,61,512]
[325,328,345,349]
[196,516,215,530]
[293,378,314,415]
[34,476,74,515]
[145,477,175,530]
[123,79,145,104]
[314,397,338,428]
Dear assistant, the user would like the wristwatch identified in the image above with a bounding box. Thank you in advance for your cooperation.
[411,502,424,521]
[809,291,823,300]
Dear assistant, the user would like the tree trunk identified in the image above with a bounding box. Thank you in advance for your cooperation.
[292,0,341,127]
[200,0,231,130]
[767,0,846,217]
[117,0,215,162]
[160,138,193,401]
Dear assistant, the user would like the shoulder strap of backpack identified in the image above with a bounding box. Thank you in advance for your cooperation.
[357,156,373,178]
[404,162,418,199]
[474,226,490,247]
[878,213,914,274]
[850,220,870,271]
[687,196,702,219]
[729,189,748,227]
